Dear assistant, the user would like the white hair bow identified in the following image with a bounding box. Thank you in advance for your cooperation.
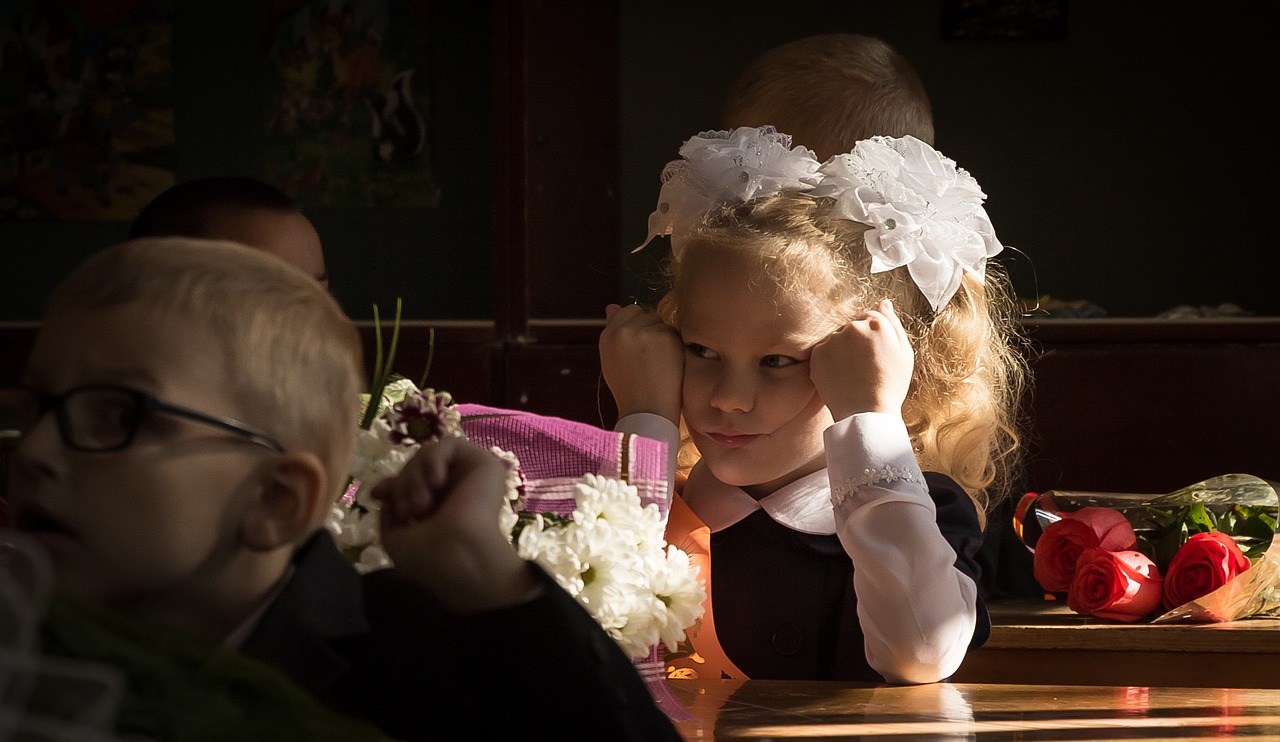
[638,126,1004,311]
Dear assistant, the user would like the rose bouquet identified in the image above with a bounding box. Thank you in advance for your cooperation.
[1015,473,1280,623]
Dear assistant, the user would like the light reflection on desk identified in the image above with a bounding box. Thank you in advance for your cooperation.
[666,678,1280,740]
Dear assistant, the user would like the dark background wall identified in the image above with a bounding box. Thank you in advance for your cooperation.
[617,1,1278,318]
[0,0,495,323]
[1,1,1278,495]
[2,1,1276,323]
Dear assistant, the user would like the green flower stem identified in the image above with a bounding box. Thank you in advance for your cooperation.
[359,299,403,431]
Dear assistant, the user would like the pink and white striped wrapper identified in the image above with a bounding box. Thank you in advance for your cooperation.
[456,404,693,722]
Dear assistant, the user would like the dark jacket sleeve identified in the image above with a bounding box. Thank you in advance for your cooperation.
[925,471,991,651]
[355,562,683,742]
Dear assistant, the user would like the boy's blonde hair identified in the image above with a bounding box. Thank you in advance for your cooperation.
[723,33,934,159]
[658,194,1026,523]
[46,238,363,505]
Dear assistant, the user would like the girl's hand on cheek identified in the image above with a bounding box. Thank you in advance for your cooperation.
[599,303,684,424]
[810,299,914,421]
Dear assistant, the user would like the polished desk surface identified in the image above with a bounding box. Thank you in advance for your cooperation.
[951,599,1280,687]
[667,678,1280,741]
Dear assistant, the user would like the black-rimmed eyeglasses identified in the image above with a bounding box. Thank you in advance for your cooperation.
[0,384,284,453]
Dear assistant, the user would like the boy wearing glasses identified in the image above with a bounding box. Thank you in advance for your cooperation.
[1,238,680,740]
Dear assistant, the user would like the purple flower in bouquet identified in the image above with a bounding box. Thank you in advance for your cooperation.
[384,389,461,445]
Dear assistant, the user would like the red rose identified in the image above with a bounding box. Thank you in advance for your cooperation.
[1161,531,1252,611]
[1032,507,1136,593]
[1067,548,1163,622]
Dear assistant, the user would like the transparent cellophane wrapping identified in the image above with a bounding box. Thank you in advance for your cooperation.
[1,530,124,737]
[1015,473,1280,623]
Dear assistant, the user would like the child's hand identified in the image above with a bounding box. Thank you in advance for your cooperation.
[370,436,541,614]
[599,303,684,424]
[810,298,914,421]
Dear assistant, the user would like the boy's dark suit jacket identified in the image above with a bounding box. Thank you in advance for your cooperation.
[241,531,681,741]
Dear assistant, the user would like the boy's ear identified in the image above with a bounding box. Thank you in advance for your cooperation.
[239,452,329,551]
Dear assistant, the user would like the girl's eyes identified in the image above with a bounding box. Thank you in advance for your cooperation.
[685,343,717,360]
[761,354,800,368]
[686,344,801,368]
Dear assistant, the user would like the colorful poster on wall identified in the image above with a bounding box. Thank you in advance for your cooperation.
[264,0,439,208]
[0,0,174,221]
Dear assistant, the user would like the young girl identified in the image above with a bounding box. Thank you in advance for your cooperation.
[600,126,1025,684]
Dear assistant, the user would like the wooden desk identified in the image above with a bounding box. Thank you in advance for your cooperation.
[950,599,1280,688]
[666,678,1280,740]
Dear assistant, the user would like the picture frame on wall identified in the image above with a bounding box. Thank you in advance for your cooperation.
[263,0,440,209]
[0,0,175,222]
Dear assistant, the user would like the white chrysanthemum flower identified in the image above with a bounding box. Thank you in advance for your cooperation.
[573,474,665,542]
[499,472,707,658]
[354,544,392,574]
[514,514,574,579]
[380,376,420,405]
[601,586,666,657]
[325,505,348,540]
[326,503,379,550]
[497,504,520,538]
[349,418,419,498]
[649,545,708,651]
[490,446,524,503]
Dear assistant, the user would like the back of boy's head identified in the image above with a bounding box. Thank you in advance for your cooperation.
[46,238,363,502]
[129,176,300,239]
[722,33,935,159]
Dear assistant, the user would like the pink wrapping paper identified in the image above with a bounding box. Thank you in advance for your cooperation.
[456,404,692,721]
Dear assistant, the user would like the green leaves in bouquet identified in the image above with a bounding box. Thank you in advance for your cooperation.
[1222,505,1279,559]
[357,299,439,431]
[509,510,574,543]
[1134,501,1277,573]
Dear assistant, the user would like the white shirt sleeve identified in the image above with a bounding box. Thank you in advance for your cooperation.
[614,413,680,497]
[825,413,979,685]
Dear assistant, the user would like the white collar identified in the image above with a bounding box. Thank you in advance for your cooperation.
[682,462,835,535]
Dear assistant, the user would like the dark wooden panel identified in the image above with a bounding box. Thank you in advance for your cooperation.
[1022,319,1280,494]
[355,321,499,409]
[503,341,616,428]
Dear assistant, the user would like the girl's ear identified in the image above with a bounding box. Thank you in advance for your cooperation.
[239,452,329,552]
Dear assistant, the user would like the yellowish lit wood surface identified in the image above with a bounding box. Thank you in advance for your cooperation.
[668,679,1280,741]
[951,599,1280,687]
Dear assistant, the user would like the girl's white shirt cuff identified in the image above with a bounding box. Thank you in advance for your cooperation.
[825,412,978,685]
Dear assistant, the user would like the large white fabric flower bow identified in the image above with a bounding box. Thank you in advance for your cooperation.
[637,127,1004,312]
[811,135,1003,311]
[637,126,821,261]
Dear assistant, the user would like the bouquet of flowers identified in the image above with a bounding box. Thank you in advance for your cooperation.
[328,368,705,720]
[1015,473,1280,622]
[497,469,704,659]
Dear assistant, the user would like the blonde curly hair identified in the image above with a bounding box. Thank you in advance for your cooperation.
[656,193,1027,525]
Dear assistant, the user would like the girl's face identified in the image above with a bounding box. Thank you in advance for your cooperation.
[676,254,834,499]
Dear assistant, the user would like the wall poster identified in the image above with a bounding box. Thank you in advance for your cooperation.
[0,0,174,221]
[264,0,439,209]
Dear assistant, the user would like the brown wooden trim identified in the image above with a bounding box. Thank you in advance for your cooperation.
[1023,317,1280,344]
[491,0,527,340]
